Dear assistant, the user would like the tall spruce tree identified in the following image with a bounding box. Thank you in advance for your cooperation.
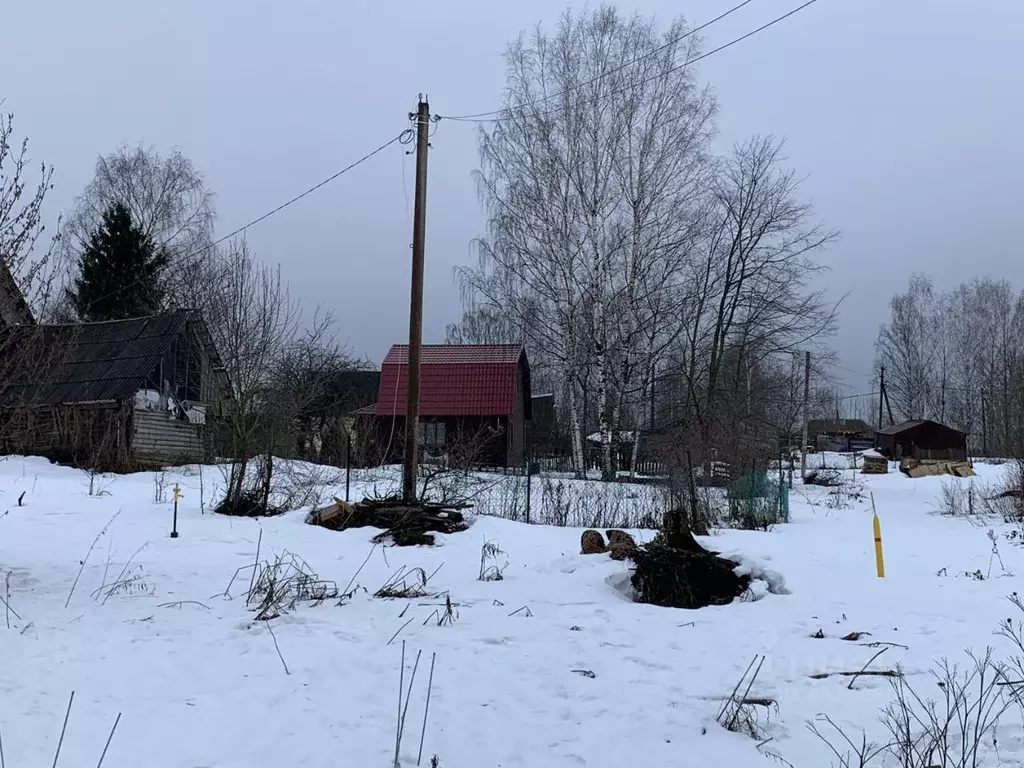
[70,201,169,321]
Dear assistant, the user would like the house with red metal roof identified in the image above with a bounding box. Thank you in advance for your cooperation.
[354,344,532,468]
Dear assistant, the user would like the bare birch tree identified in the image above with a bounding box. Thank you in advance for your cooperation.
[874,274,937,420]
[61,145,215,314]
[875,274,1024,456]
[459,7,717,477]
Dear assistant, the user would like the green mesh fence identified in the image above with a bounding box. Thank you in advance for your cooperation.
[727,469,789,526]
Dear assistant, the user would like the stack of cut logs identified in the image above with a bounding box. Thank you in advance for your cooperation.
[308,496,469,546]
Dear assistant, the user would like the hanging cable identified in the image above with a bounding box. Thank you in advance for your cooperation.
[440,0,762,122]
[440,0,823,125]
[76,130,411,311]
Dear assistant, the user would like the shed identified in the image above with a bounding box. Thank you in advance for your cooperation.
[0,310,227,469]
[355,344,532,468]
[875,419,968,462]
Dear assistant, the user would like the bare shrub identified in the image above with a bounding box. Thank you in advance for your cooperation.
[84,467,115,498]
[812,649,1018,768]
[716,656,771,740]
[995,591,1024,706]
[272,460,344,511]
[807,715,888,768]
[489,476,660,528]
[153,471,168,504]
[993,460,1024,523]
[936,480,983,519]
[883,650,1012,768]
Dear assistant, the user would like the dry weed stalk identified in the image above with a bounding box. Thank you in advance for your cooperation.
[240,551,340,620]
[91,543,151,604]
[375,565,442,600]
[478,540,507,581]
[717,655,769,739]
[65,510,121,608]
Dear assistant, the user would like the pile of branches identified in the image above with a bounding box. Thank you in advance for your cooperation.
[805,469,843,487]
[308,495,469,546]
[630,514,750,609]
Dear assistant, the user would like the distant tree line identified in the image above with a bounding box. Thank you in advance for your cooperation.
[875,274,1024,457]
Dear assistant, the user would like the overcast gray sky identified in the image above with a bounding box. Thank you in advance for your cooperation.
[4,0,1022,400]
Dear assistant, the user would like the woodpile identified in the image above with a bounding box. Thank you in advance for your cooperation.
[861,451,889,475]
[307,496,469,546]
[864,454,888,473]
[899,458,975,479]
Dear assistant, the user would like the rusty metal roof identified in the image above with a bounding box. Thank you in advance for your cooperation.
[0,311,202,407]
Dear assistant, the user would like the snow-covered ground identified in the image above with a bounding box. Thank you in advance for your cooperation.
[1,454,1023,766]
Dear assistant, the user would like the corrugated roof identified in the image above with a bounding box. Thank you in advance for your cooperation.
[876,419,928,436]
[375,344,527,417]
[383,344,525,366]
[0,311,199,407]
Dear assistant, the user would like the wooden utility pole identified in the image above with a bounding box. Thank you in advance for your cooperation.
[981,389,988,458]
[800,350,810,480]
[402,96,431,502]
[878,366,885,429]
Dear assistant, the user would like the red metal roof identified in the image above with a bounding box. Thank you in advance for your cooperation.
[375,344,525,417]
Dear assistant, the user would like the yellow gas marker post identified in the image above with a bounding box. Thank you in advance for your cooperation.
[871,492,884,578]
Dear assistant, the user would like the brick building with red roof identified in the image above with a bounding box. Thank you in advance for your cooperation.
[353,344,532,468]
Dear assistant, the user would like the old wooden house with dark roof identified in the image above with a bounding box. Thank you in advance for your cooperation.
[354,344,532,468]
[875,419,968,462]
[0,310,228,469]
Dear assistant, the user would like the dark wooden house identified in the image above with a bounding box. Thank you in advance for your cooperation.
[875,419,968,462]
[354,344,532,468]
[0,310,228,469]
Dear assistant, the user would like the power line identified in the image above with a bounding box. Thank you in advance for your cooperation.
[77,130,410,311]
[439,0,762,122]
[440,0,823,125]
[206,131,410,252]
[832,363,875,380]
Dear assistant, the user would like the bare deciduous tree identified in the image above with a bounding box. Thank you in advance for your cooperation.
[61,144,215,315]
[0,108,61,315]
[669,134,838,473]
[206,239,300,514]
[876,274,1024,456]
[875,274,938,421]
